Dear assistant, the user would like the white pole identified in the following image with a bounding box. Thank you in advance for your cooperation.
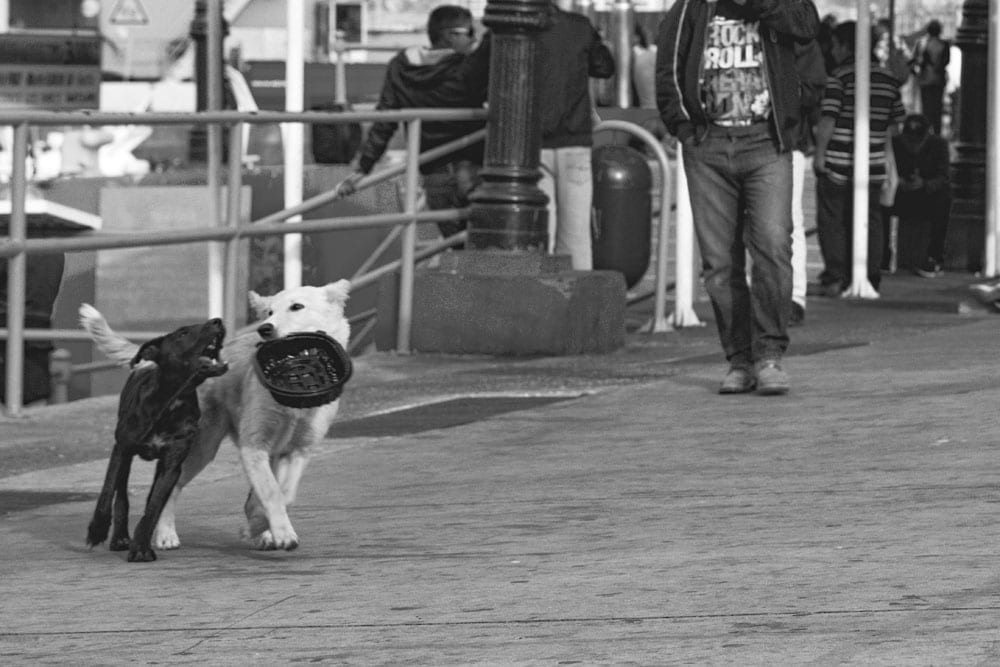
[844,4,879,298]
[396,120,420,354]
[207,0,224,318]
[611,0,633,109]
[669,145,702,327]
[283,0,305,289]
[986,0,1000,277]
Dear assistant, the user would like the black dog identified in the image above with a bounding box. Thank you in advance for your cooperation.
[85,314,227,562]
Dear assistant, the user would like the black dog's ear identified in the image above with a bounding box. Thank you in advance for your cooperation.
[131,338,163,368]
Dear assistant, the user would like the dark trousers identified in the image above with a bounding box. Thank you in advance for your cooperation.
[921,84,946,136]
[895,189,952,265]
[422,160,481,241]
[816,175,883,291]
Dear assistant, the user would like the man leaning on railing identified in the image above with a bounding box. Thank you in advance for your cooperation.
[334,5,491,246]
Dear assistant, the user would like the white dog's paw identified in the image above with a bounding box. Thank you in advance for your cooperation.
[241,525,299,551]
[152,526,181,550]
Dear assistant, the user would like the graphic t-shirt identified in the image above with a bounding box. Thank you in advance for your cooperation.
[701,16,771,126]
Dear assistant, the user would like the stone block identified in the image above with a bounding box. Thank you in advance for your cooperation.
[406,256,626,355]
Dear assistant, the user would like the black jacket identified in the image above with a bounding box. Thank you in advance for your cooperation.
[537,4,614,149]
[357,38,490,175]
[655,0,820,152]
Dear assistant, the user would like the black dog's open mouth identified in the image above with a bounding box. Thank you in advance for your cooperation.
[197,330,228,377]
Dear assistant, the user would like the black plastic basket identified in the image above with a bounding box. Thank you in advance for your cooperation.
[254,332,353,408]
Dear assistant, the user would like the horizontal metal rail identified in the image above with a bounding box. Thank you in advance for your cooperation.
[0,208,468,257]
[0,108,487,128]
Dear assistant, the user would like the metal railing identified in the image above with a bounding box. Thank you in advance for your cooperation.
[1,107,485,417]
[2,108,695,417]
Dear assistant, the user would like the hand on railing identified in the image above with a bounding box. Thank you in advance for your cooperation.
[334,171,365,198]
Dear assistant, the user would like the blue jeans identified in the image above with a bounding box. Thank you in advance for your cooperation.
[682,124,793,364]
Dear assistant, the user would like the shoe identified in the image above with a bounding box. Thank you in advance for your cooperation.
[821,282,843,298]
[789,302,805,327]
[755,359,789,396]
[915,258,942,278]
[719,363,755,394]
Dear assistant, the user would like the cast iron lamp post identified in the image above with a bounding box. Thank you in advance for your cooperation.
[950,0,988,272]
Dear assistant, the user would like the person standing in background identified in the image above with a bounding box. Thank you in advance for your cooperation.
[814,20,906,297]
[910,19,950,136]
[891,113,951,277]
[537,0,614,270]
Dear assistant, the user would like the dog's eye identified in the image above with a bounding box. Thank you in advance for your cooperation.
[268,310,273,316]
[290,303,304,311]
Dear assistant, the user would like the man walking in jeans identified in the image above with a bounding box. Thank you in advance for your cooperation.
[656,0,819,396]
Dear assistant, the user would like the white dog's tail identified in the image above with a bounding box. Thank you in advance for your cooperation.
[78,303,139,366]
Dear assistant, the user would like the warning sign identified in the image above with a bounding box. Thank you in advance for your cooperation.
[110,0,149,26]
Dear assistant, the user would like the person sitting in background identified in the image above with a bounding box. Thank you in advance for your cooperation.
[336,5,490,243]
[891,113,951,277]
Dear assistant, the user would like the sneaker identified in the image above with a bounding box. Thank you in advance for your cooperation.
[789,302,805,327]
[755,359,789,396]
[915,258,942,278]
[821,282,843,298]
[719,363,755,394]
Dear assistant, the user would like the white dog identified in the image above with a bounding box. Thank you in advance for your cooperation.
[80,280,351,551]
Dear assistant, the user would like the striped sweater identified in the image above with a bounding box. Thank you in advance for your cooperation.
[820,57,906,186]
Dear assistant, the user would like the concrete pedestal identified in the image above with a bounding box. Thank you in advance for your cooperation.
[398,251,626,356]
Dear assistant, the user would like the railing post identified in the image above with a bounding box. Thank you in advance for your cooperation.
[206,0,226,318]
[333,42,348,106]
[283,0,306,290]
[396,119,421,354]
[207,120,225,318]
[225,121,244,332]
[670,146,702,328]
[4,122,28,417]
[49,348,71,405]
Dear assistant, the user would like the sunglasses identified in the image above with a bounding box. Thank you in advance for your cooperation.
[447,27,475,38]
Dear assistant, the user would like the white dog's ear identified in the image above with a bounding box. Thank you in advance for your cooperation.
[324,279,351,305]
[248,290,270,319]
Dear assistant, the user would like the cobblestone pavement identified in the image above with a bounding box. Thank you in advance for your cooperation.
[1,270,998,665]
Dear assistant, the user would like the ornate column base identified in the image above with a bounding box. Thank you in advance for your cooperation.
[375,252,627,355]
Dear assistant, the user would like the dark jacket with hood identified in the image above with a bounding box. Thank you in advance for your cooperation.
[538,4,615,149]
[357,38,489,175]
[655,0,820,152]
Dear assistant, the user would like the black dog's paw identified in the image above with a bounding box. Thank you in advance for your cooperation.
[109,535,131,551]
[86,516,110,548]
[127,544,157,563]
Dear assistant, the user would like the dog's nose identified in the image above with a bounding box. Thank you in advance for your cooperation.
[210,318,223,326]
[257,323,275,339]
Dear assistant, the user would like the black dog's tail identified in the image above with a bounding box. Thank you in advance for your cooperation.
[79,304,139,366]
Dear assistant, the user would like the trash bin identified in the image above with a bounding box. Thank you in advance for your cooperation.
[591,145,652,289]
